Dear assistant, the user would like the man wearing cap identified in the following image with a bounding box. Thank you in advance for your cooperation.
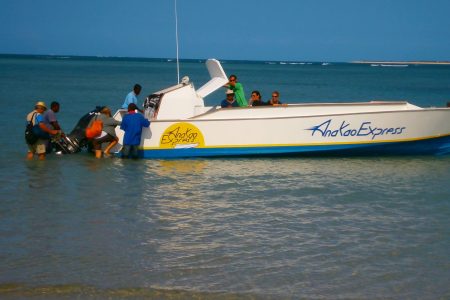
[221,89,239,108]
[26,101,60,160]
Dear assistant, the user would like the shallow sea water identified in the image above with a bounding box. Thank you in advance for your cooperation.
[0,56,449,299]
[1,154,449,299]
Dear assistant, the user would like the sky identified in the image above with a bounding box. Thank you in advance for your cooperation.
[1,0,450,62]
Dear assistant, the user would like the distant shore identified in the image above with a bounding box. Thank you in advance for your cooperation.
[353,60,450,65]
[2,54,450,65]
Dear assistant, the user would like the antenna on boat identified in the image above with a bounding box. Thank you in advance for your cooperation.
[174,0,180,84]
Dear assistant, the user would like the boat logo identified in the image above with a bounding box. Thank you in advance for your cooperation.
[307,119,406,140]
[160,123,205,149]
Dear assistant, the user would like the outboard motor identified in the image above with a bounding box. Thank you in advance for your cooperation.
[53,106,105,154]
[143,93,163,120]
[53,135,81,154]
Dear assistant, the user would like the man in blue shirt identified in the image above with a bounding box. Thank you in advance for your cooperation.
[121,84,142,110]
[43,101,63,153]
[43,101,62,131]
[221,89,239,108]
[120,103,150,159]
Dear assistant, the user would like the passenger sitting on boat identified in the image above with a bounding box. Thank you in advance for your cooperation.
[267,91,286,106]
[249,90,266,106]
[221,89,239,108]
[92,107,121,158]
[226,75,248,107]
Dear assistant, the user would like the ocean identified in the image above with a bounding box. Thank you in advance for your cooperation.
[0,55,449,299]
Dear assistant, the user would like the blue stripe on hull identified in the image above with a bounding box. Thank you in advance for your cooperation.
[139,136,450,159]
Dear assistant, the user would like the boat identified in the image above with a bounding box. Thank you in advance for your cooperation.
[110,59,450,158]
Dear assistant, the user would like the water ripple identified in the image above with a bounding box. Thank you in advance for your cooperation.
[1,155,449,298]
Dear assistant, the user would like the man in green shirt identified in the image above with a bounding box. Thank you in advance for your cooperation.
[227,74,248,107]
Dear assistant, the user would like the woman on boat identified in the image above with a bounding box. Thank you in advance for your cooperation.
[92,107,121,158]
[249,90,266,106]
[267,90,286,106]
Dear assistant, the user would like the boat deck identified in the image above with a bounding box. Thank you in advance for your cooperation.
[191,101,422,120]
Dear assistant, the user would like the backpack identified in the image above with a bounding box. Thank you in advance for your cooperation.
[85,115,103,139]
[25,112,39,144]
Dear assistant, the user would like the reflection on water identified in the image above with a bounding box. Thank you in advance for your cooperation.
[134,156,450,200]
[155,160,208,176]
[1,155,449,298]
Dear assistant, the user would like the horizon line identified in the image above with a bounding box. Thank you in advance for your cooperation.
[1,53,450,65]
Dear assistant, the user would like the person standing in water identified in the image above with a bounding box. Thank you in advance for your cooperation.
[120,103,150,159]
[92,107,121,158]
[43,101,63,153]
[25,101,60,160]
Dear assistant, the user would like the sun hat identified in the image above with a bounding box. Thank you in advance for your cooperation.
[226,89,234,95]
[35,101,47,109]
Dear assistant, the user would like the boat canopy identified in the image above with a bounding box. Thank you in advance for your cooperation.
[196,59,228,98]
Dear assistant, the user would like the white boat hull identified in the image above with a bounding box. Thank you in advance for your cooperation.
[112,59,450,158]
[113,105,450,158]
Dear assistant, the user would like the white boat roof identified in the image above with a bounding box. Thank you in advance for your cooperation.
[196,59,228,98]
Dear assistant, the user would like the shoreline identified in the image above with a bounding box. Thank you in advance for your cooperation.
[353,60,450,65]
[2,53,450,65]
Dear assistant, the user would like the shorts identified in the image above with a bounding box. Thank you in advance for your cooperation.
[27,139,46,154]
[92,134,117,150]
